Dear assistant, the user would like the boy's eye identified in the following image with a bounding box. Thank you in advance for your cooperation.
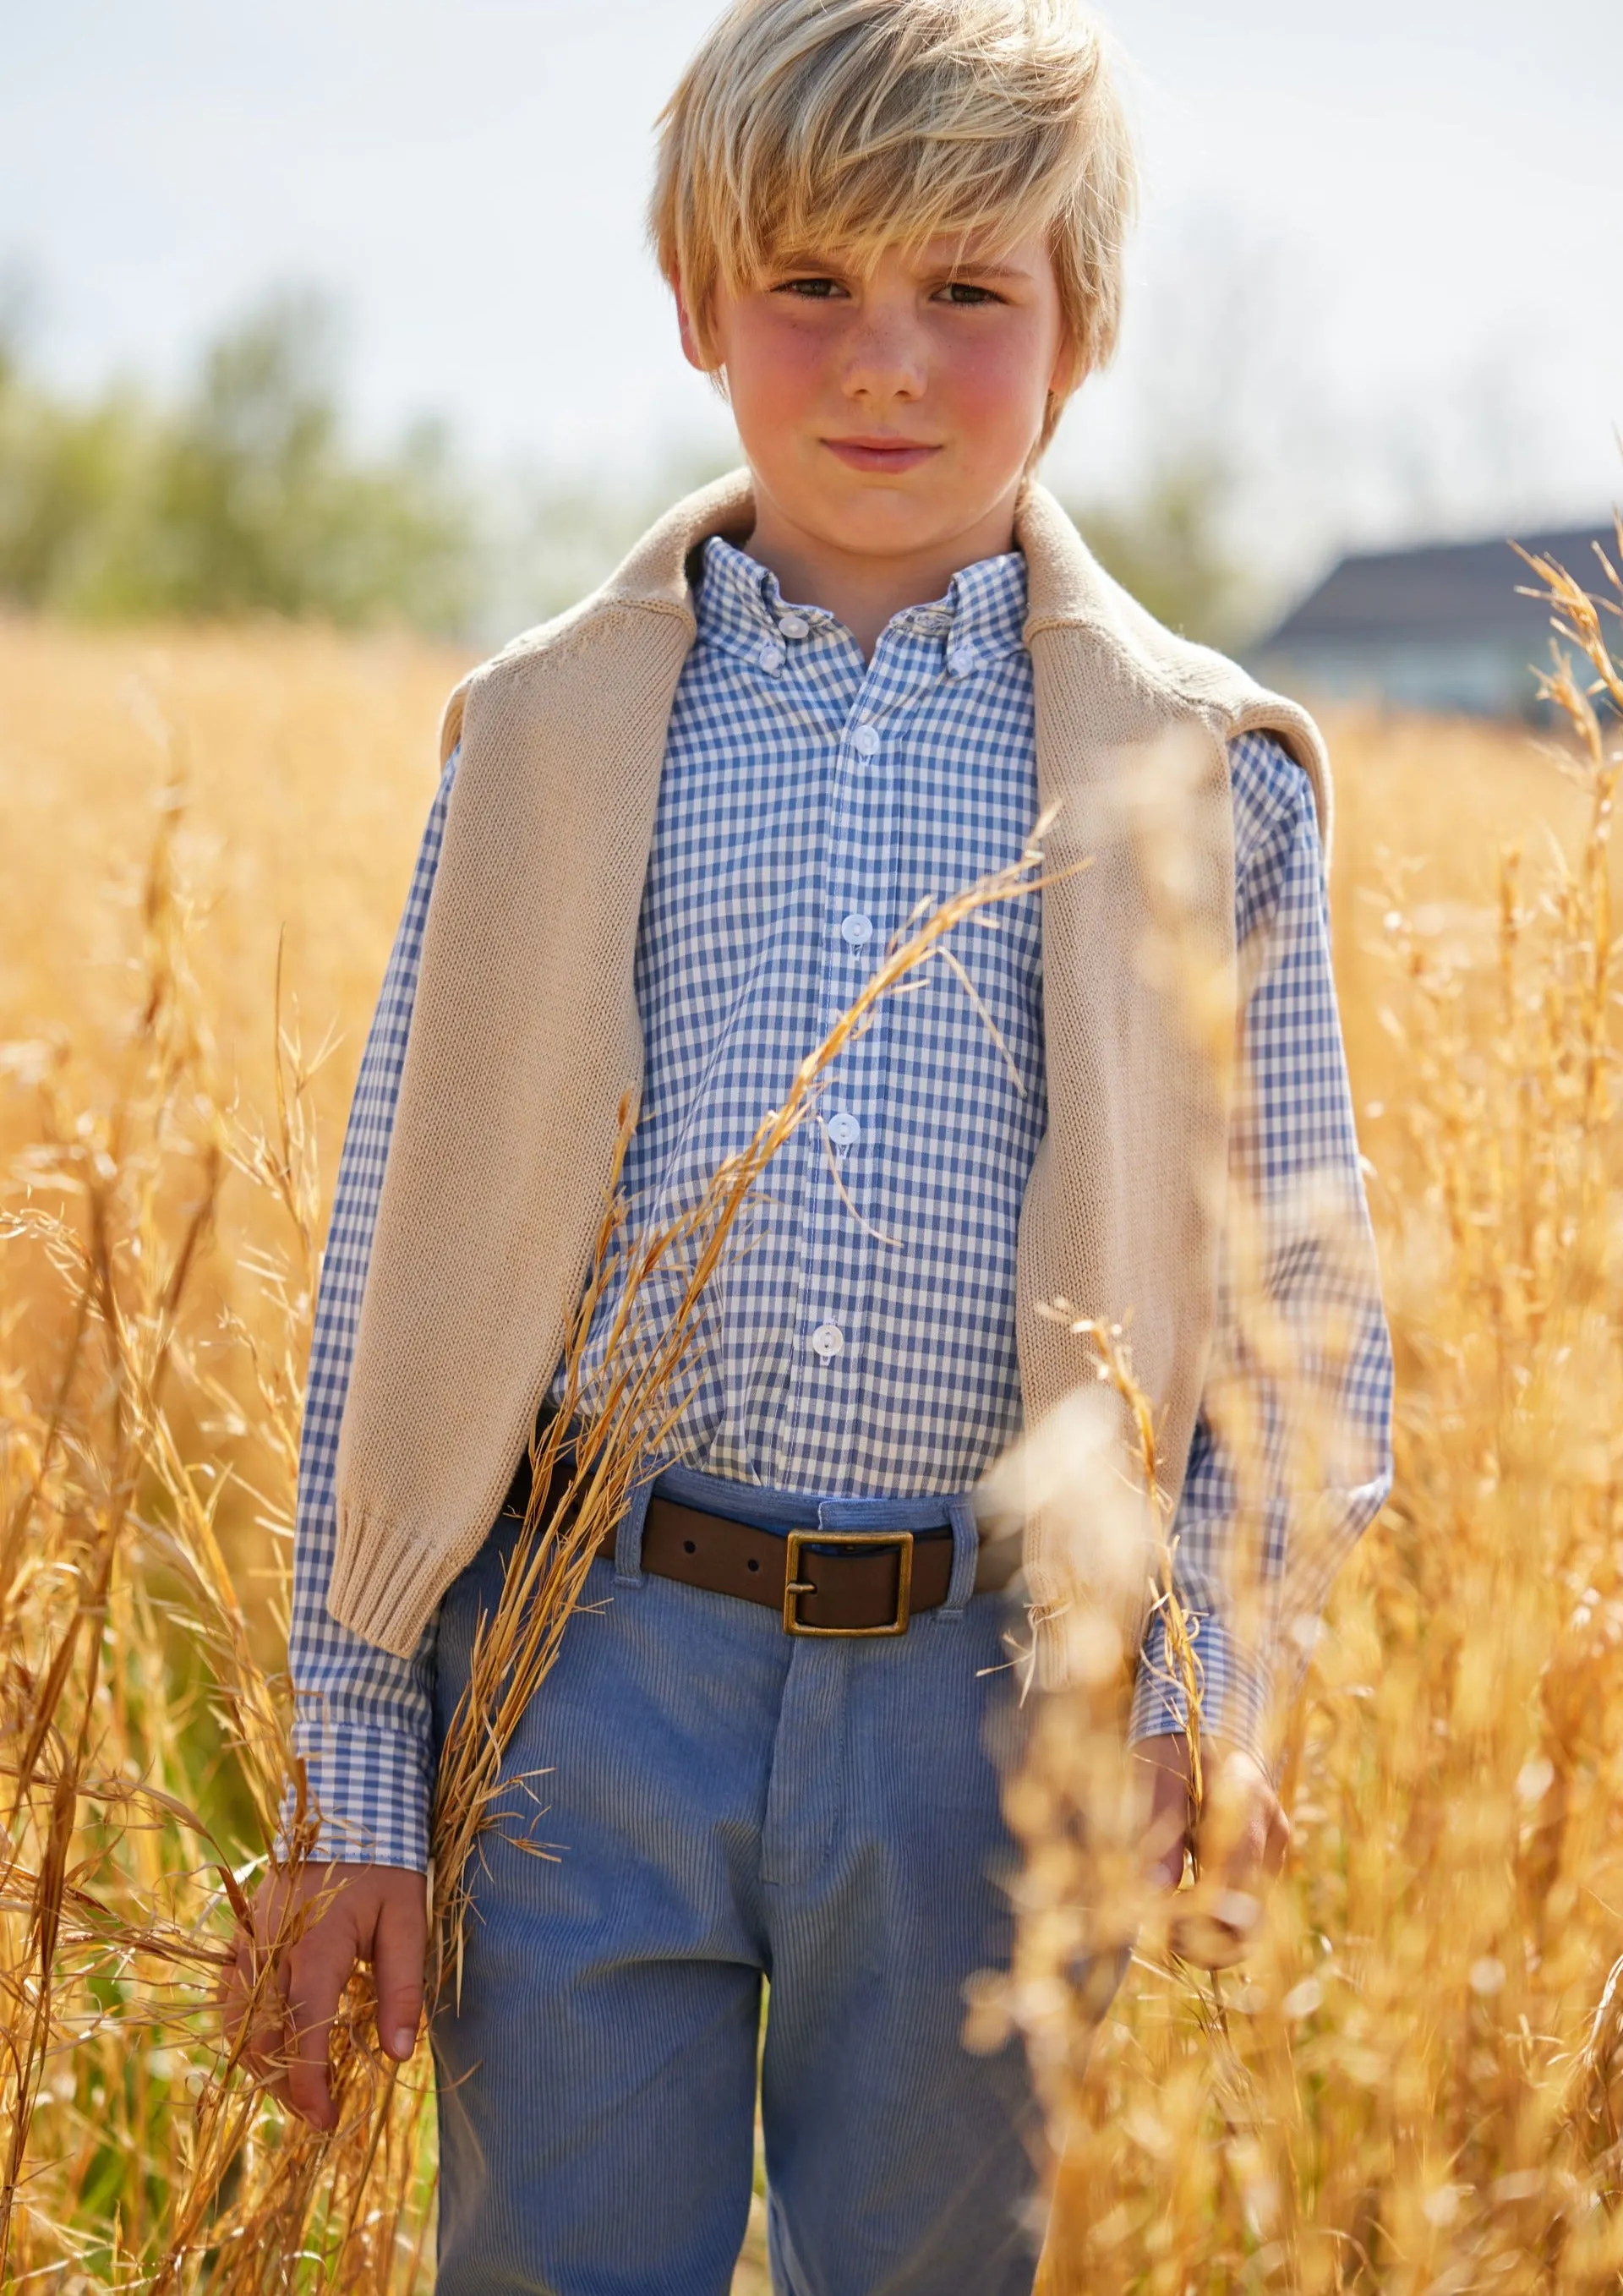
[937,281,1003,306]
[774,276,848,300]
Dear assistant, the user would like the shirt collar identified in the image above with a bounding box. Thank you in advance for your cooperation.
[932,549,1030,664]
[694,534,1029,666]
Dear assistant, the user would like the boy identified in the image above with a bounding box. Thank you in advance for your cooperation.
[230,3,1392,2288]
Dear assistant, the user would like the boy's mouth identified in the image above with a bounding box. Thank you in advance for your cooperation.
[822,435,942,474]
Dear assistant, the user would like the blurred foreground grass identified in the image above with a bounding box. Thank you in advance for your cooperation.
[3,590,1621,2290]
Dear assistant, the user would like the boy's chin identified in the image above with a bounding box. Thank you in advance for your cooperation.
[762,462,1003,558]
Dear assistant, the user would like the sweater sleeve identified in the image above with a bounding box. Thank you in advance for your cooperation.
[281,751,460,1872]
[1128,731,1394,1763]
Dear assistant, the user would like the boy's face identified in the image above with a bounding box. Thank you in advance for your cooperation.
[682,228,1074,567]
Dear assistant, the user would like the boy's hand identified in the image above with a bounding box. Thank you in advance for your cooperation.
[221,1861,428,2130]
[1136,1732,1290,1969]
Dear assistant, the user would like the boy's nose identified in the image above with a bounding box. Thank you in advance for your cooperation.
[840,320,927,403]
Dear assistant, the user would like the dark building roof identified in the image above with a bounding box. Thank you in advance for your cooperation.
[1262,521,1619,650]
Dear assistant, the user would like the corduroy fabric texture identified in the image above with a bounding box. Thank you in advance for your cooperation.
[429,1523,1049,2294]
[329,472,1331,1672]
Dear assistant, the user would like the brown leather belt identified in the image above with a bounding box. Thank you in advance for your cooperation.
[627,1498,949,1636]
[502,1455,959,1636]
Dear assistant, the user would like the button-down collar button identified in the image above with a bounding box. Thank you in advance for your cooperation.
[811,1321,845,1360]
[947,643,976,677]
[779,613,811,640]
[840,912,874,948]
[852,723,882,757]
[827,1112,861,1150]
[757,639,786,673]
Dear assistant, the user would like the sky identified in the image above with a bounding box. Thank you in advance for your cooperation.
[4,0,1620,577]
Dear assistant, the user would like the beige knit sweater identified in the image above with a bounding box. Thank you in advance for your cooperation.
[329,472,1330,1674]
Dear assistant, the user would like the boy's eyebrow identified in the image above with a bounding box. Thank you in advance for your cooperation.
[941,259,1036,281]
[761,248,1039,282]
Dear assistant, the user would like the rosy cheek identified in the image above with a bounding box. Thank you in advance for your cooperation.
[732,311,828,419]
[937,334,1046,440]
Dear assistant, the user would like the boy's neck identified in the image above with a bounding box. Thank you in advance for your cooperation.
[741,478,1023,659]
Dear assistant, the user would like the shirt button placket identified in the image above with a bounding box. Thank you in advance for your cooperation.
[798,679,899,1459]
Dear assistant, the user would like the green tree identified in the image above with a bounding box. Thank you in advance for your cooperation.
[0,312,148,610]
[0,291,478,632]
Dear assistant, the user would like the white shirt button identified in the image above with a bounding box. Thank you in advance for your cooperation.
[827,1111,861,1150]
[811,1321,845,1360]
[779,614,811,640]
[947,644,976,676]
[852,723,881,757]
[840,912,874,948]
[757,640,785,673]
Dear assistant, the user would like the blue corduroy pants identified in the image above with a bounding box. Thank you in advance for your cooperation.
[429,1464,1048,2296]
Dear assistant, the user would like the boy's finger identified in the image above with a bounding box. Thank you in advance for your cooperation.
[218,1932,248,2025]
[1172,1889,1262,1971]
[1142,1767,1192,1893]
[1145,1820,1188,1892]
[238,1935,292,2081]
[1216,1782,1287,1893]
[372,1889,428,2063]
[221,1937,262,2074]
[1172,1766,1288,1966]
[1198,1755,1274,1873]
[1132,1734,1196,1894]
[284,1936,347,2130]
[223,1933,274,2050]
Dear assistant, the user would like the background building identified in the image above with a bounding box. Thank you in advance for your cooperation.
[1254,522,1619,716]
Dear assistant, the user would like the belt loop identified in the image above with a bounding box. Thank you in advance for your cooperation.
[615,1468,653,1586]
[943,1492,980,1615]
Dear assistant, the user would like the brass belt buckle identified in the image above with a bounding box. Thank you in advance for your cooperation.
[783,1528,915,1637]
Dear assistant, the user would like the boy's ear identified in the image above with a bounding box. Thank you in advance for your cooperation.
[674,271,714,374]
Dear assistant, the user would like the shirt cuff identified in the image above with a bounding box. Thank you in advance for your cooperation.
[1128,1609,1272,1766]
[281,1707,435,1872]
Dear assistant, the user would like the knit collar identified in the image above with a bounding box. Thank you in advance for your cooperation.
[443,466,1329,860]
[595,467,1090,640]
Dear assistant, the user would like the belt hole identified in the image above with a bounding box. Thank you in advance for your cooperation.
[746,1556,759,1572]
[682,1539,697,1555]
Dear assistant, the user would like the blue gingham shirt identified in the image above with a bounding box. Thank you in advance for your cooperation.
[289,539,1392,1868]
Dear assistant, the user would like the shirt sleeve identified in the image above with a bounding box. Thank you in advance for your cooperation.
[282,749,459,1872]
[1128,730,1394,1763]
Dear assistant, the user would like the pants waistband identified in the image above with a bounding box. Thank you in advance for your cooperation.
[499,1440,1005,1614]
[647,1459,965,1538]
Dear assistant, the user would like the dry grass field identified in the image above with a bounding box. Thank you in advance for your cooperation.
[2,560,1621,2292]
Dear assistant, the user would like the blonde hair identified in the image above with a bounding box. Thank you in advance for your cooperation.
[650,0,1136,446]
